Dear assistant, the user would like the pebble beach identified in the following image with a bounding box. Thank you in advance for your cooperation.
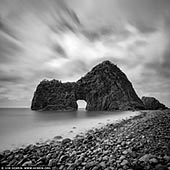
[1,110,170,170]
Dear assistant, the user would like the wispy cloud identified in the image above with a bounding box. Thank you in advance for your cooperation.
[0,0,170,107]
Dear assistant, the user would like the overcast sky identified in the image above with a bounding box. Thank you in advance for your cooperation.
[0,0,170,108]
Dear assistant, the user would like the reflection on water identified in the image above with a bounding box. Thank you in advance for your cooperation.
[0,108,139,151]
[32,110,125,120]
[32,110,78,121]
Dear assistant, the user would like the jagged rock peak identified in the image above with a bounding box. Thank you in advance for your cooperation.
[142,96,168,110]
[31,60,145,111]
[91,60,118,72]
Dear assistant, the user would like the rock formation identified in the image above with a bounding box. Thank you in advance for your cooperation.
[31,60,145,111]
[31,80,78,111]
[142,96,168,110]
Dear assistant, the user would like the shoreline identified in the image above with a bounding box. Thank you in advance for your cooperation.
[0,110,139,152]
[1,110,170,169]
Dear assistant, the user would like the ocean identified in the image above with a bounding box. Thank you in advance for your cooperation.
[0,108,139,151]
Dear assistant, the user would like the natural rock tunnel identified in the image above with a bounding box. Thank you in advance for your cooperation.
[31,60,145,111]
[77,100,87,110]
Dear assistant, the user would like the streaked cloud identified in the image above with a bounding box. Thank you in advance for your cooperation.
[0,0,170,107]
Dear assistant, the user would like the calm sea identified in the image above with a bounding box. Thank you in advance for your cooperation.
[0,108,139,151]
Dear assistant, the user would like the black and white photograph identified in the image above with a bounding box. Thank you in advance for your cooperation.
[0,0,170,169]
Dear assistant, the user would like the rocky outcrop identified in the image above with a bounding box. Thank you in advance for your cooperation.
[31,80,77,111]
[31,60,145,111]
[142,96,168,110]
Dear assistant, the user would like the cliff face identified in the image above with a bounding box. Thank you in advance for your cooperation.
[142,96,168,110]
[31,60,144,111]
[31,80,77,111]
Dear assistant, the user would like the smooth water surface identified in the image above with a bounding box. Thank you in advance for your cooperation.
[0,108,139,151]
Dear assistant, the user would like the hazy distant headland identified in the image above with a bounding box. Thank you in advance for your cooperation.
[31,60,168,111]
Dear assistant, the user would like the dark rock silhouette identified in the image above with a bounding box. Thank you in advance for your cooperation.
[31,60,144,111]
[31,80,78,111]
[142,96,168,110]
